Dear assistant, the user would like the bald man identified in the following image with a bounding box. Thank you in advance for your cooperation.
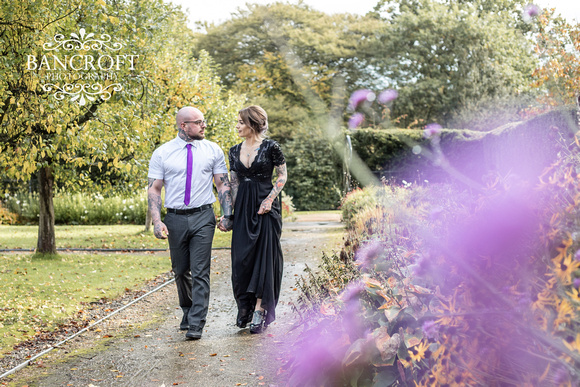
[148,106,233,340]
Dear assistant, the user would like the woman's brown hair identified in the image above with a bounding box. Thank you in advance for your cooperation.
[239,105,268,137]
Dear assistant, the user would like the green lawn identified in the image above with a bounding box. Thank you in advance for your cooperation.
[0,252,170,354]
[0,224,232,250]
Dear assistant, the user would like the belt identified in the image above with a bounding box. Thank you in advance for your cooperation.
[166,204,212,215]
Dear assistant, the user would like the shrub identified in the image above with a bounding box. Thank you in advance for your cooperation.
[5,191,155,225]
[286,165,580,385]
[0,200,18,225]
[281,191,297,221]
[283,132,343,211]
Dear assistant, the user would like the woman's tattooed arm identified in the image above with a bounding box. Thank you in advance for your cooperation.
[258,163,287,214]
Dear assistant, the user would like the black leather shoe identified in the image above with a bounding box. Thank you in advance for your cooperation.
[249,310,265,334]
[236,308,254,328]
[185,326,203,340]
[180,314,189,331]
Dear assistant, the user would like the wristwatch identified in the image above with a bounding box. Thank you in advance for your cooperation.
[223,215,234,220]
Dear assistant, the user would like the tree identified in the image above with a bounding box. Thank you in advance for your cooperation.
[531,8,580,106]
[0,0,242,254]
[370,0,538,127]
[193,2,386,141]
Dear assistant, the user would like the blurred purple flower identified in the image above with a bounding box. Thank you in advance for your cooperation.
[340,281,365,302]
[378,89,398,104]
[523,4,541,20]
[412,254,431,277]
[355,241,384,268]
[553,367,569,384]
[429,206,444,221]
[424,123,442,138]
[574,278,580,289]
[348,113,364,129]
[575,249,580,261]
[422,320,439,340]
[349,89,375,110]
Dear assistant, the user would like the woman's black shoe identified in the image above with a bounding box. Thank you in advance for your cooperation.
[249,310,265,334]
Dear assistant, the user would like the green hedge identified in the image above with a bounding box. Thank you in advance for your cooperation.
[283,135,342,211]
[350,108,577,184]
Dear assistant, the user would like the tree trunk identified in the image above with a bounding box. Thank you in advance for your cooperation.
[37,165,56,254]
[144,206,152,232]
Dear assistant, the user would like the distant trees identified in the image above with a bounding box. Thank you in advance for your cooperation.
[531,8,580,106]
[195,0,538,131]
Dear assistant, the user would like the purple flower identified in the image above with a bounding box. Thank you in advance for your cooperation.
[412,254,431,277]
[423,123,442,138]
[355,241,384,268]
[340,281,365,302]
[575,249,580,261]
[349,89,375,110]
[348,113,364,129]
[574,278,580,289]
[523,4,541,20]
[429,206,444,221]
[378,89,398,104]
[422,320,439,340]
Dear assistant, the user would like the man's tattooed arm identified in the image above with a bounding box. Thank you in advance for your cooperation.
[214,173,233,216]
[148,178,168,239]
[258,163,287,214]
[214,173,234,231]
[230,171,239,206]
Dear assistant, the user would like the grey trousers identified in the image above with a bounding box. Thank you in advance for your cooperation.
[164,207,216,329]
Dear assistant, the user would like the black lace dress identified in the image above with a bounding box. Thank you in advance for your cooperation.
[229,139,285,327]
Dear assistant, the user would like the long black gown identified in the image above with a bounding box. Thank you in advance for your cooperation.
[229,139,285,327]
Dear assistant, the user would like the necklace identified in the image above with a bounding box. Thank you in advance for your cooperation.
[243,140,262,156]
[242,140,262,166]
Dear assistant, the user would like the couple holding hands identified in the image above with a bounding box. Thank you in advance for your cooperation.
[147,105,287,340]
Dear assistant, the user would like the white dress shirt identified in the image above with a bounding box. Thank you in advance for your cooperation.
[148,136,228,209]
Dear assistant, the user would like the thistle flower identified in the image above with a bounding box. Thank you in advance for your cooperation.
[523,4,541,21]
[349,89,375,110]
[354,241,384,268]
[575,249,580,261]
[348,113,364,129]
[574,278,580,289]
[378,89,398,104]
[340,281,365,302]
[423,123,442,138]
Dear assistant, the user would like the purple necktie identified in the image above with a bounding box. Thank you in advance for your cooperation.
[184,144,192,206]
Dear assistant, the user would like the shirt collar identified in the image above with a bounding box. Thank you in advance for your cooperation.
[175,135,200,149]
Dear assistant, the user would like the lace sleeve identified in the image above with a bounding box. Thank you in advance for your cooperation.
[270,141,286,166]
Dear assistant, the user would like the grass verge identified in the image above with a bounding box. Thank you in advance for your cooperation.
[0,252,170,354]
[0,224,232,250]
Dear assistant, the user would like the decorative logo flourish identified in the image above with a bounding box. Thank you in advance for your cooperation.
[43,28,123,51]
[41,83,123,106]
[29,28,138,106]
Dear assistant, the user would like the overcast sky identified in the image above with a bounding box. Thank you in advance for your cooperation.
[168,0,580,29]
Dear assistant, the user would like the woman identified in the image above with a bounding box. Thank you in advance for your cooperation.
[228,105,287,333]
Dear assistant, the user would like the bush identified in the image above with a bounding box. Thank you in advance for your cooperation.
[0,200,18,225]
[281,191,297,221]
[283,133,343,211]
[339,187,378,229]
[5,191,156,225]
[287,167,580,385]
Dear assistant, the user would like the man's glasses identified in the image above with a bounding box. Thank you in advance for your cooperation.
[182,120,207,126]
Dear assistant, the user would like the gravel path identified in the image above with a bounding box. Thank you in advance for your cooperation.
[3,214,343,387]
